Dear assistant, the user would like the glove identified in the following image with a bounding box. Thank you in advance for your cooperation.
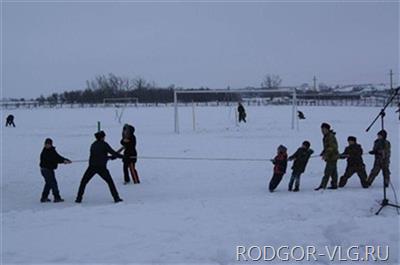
[369,151,375,155]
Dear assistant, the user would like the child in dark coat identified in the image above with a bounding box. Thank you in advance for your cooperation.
[338,136,368,188]
[288,141,314,192]
[366,130,391,188]
[269,145,288,192]
[39,138,71,203]
[120,124,140,184]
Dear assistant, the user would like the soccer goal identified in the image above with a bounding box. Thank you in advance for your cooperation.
[103,97,138,124]
[173,88,298,133]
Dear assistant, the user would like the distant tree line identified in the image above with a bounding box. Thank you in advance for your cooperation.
[34,73,288,104]
[36,74,174,104]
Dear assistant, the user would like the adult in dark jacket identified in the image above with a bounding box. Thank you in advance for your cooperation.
[366,130,391,188]
[39,138,71,203]
[288,141,314,191]
[269,145,288,192]
[120,124,140,184]
[338,136,368,188]
[315,123,339,190]
[75,131,124,203]
[237,103,246,123]
[5,114,15,127]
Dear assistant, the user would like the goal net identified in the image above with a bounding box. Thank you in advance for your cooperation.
[103,97,138,124]
[103,97,139,107]
[173,88,298,133]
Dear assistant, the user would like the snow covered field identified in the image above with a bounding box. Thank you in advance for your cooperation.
[2,105,399,264]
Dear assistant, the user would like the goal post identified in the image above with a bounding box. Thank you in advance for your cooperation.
[173,88,298,133]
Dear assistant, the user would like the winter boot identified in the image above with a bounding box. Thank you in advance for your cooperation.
[54,198,65,203]
[338,177,347,188]
[40,198,51,203]
[114,198,123,203]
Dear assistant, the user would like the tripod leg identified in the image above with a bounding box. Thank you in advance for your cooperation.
[387,203,400,209]
[375,205,385,215]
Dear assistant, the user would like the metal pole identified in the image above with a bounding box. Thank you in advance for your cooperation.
[291,88,296,130]
[192,100,196,132]
[295,89,299,131]
[174,90,179,133]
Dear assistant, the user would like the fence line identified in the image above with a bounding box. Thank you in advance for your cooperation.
[2,97,399,110]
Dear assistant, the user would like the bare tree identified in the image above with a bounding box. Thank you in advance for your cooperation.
[261,74,282,89]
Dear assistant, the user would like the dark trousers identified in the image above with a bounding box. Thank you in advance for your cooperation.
[238,113,246,123]
[319,161,338,188]
[6,121,15,127]
[339,165,368,188]
[367,159,390,187]
[123,161,140,184]
[77,166,120,200]
[269,173,284,192]
[40,168,61,199]
[288,172,302,190]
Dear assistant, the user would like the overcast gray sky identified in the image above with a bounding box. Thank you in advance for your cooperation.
[2,1,399,98]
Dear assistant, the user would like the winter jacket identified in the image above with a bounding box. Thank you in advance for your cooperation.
[370,139,391,163]
[238,105,246,114]
[272,153,288,175]
[120,135,137,163]
[339,143,364,167]
[40,147,68,170]
[89,140,123,167]
[321,131,339,162]
[289,147,314,174]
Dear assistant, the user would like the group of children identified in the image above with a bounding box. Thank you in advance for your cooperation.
[39,124,140,203]
[268,122,391,192]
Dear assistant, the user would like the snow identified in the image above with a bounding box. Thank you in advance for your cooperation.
[2,105,399,264]
[334,83,391,93]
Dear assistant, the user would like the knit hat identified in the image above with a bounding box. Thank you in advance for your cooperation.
[347,136,357,142]
[95,130,106,140]
[278,145,287,153]
[44,138,53,145]
[302,141,311,148]
[377,130,387,139]
[321,123,331,130]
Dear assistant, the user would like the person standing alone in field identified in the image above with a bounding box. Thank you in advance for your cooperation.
[237,102,247,123]
[5,114,15,127]
[119,124,140,184]
[315,123,339,190]
[288,141,314,192]
[39,138,71,203]
[75,131,124,203]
